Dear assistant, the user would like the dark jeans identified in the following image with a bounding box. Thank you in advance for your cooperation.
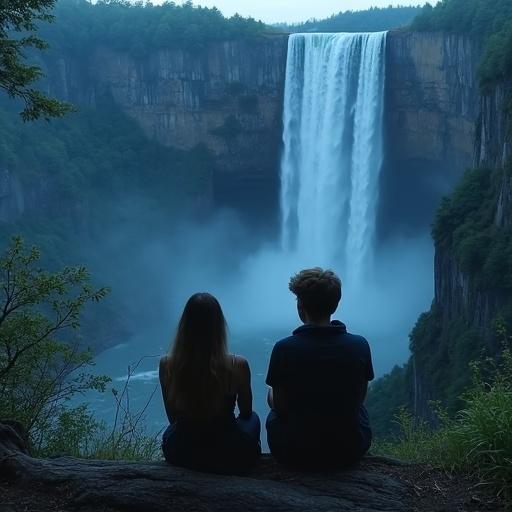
[162,412,261,473]
[266,407,372,469]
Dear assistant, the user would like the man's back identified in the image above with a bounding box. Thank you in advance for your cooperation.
[265,268,374,467]
[266,321,373,431]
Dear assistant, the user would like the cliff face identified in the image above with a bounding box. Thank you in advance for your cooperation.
[435,82,512,331]
[2,31,485,232]
[45,36,288,225]
[381,31,480,234]
[411,80,512,418]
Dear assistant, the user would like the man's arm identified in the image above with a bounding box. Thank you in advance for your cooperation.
[267,386,288,413]
[266,342,289,414]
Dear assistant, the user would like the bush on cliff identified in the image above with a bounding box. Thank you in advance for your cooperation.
[367,309,487,437]
[378,329,512,504]
[368,165,512,437]
[433,167,512,290]
[0,237,161,460]
[0,0,71,120]
[0,236,108,450]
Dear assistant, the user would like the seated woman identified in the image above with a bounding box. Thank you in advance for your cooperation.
[159,292,261,472]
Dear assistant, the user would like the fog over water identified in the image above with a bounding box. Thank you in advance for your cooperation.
[89,214,433,443]
[88,32,435,442]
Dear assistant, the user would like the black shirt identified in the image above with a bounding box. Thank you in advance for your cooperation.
[266,321,374,426]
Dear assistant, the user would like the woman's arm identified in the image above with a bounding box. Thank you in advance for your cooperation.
[234,356,253,419]
[159,356,174,423]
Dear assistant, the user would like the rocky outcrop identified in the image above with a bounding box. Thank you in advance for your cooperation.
[381,31,481,233]
[475,82,512,168]
[435,81,512,328]
[411,80,512,417]
[37,30,487,231]
[387,31,479,169]
[0,421,412,512]
[476,82,512,233]
[6,30,489,232]
[43,36,288,222]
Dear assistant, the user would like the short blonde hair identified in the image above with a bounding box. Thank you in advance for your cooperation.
[289,268,342,320]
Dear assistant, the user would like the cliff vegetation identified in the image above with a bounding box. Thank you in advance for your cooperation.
[433,166,512,290]
[0,0,70,120]
[0,238,161,461]
[0,98,213,263]
[413,0,512,86]
[369,164,512,419]
[377,340,512,503]
[40,0,268,57]
[275,5,422,33]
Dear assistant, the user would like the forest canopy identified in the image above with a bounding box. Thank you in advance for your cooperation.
[277,6,422,33]
[40,0,268,56]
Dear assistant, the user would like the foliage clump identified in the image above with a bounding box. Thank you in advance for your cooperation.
[432,167,512,290]
[0,0,71,119]
[368,164,512,437]
[0,237,161,460]
[0,236,108,451]
[377,327,512,504]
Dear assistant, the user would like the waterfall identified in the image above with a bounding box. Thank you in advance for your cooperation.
[280,32,387,281]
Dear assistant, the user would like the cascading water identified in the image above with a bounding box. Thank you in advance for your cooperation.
[280,32,387,282]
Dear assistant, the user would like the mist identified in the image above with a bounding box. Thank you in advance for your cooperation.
[136,211,434,376]
[91,197,433,364]
[84,201,434,441]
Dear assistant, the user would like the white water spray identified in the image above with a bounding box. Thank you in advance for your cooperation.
[280,32,387,281]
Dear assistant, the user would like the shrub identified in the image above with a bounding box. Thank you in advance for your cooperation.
[377,334,512,503]
[0,236,109,449]
[0,237,162,460]
[432,167,512,290]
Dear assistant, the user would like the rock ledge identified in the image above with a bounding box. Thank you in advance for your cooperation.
[1,421,412,512]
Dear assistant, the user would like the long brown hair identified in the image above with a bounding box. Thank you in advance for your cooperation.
[166,293,231,419]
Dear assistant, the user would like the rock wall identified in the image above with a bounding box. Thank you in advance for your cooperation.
[38,30,485,234]
[4,31,487,233]
[44,36,289,226]
[380,31,481,235]
[435,81,512,330]
[412,80,512,418]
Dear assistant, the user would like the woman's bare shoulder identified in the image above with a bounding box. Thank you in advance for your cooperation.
[159,354,172,373]
[231,354,250,373]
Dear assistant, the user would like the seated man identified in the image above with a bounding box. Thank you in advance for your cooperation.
[266,268,374,468]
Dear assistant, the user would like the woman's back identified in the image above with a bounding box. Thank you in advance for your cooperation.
[159,293,260,472]
[160,353,243,425]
